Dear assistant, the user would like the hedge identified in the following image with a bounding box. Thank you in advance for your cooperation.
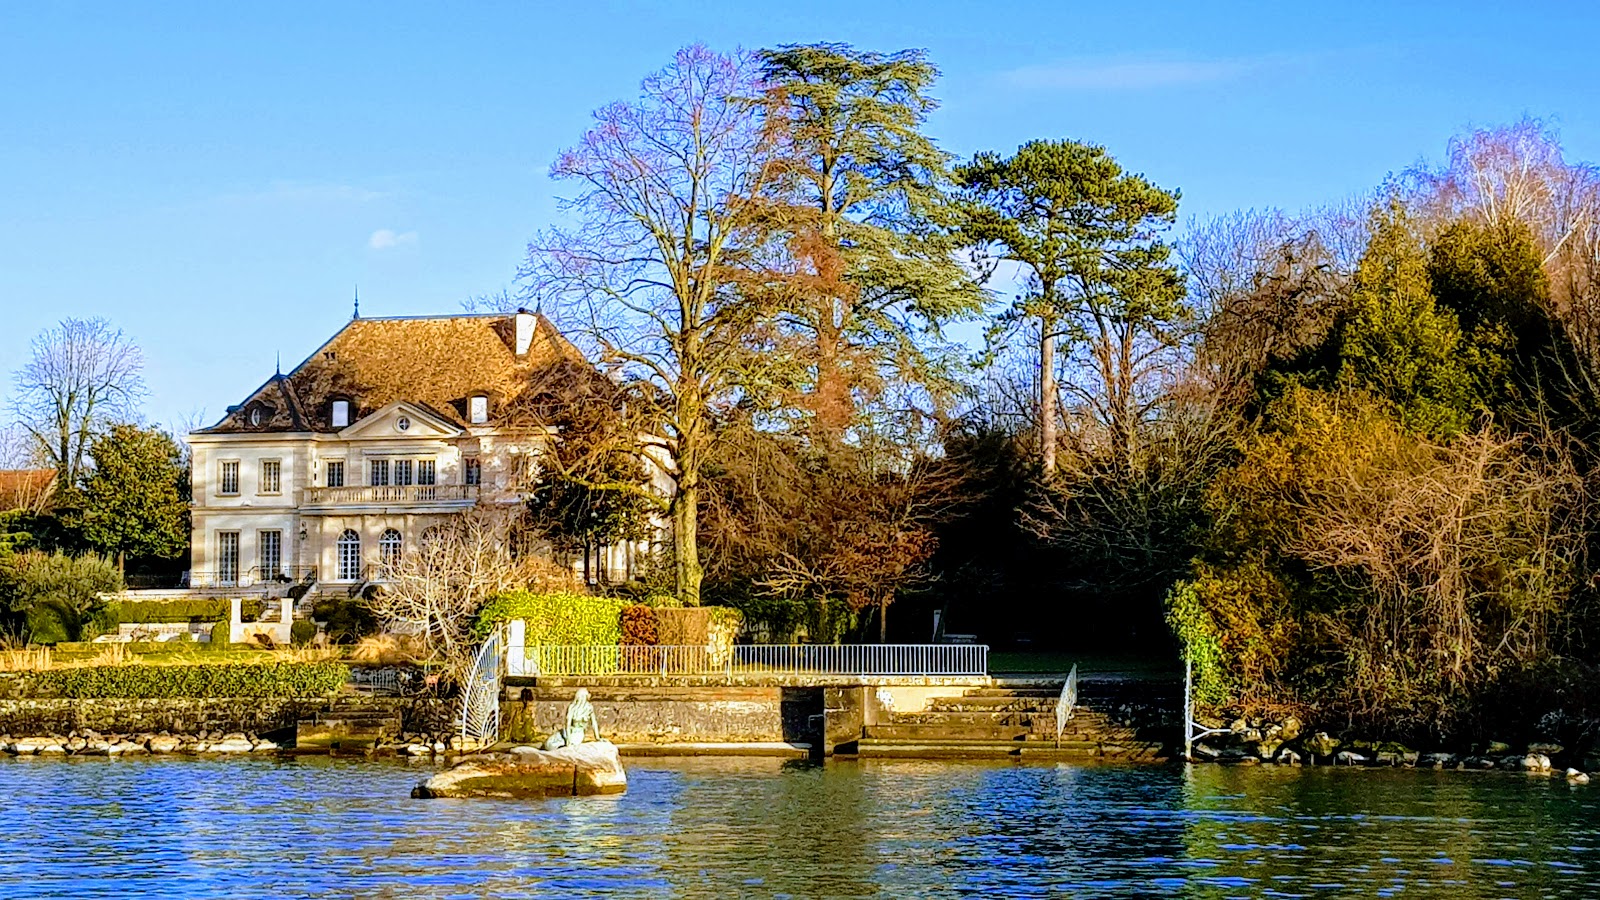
[24,662,349,699]
[109,598,265,625]
[620,605,658,646]
[474,591,625,645]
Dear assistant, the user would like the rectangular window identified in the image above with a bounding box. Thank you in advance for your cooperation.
[369,459,389,487]
[260,459,281,494]
[332,400,350,428]
[326,460,344,488]
[464,457,480,486]
[259,530,282,580]
[394,459,413,486]
[218,531,240,585]
[418,459,436,485]
[469,395,488,424]
[219,460,240,495]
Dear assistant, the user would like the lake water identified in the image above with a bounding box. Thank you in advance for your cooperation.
[2,755,1597,898]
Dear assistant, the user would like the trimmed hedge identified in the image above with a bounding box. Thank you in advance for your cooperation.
[25,662,349,699]
[621,605,658,646]
[110,598,265,625]
[474,591,625,645]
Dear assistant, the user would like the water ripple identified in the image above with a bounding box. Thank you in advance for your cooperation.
[0,757,1596,898]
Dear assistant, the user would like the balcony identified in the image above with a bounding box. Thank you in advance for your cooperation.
[301,483,479,512]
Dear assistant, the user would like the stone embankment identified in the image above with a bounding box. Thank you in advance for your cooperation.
[1192,715,1599,782]
[4,730,282,755]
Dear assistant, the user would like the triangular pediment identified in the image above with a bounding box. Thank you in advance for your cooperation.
[338,400,462,439]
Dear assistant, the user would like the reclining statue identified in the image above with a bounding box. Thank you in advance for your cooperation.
[542,687,599,751]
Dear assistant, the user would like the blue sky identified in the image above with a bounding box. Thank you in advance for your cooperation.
[2,1,1597,432]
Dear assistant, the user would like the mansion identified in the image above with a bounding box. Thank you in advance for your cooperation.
[188,308,647,592]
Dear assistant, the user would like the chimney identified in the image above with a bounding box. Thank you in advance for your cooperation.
[514,308,536,356]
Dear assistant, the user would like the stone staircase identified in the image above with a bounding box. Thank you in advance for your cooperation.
[295,696,402,751]
[856,680,1174,761]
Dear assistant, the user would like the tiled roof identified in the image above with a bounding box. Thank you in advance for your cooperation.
[201,311,594,434]
[0,469,56,510]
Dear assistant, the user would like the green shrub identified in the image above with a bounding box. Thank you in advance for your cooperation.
[474,591,624,645]
[209,621,230,645]
[620,605,658,646]
[290,620,318,645]
[109,597,232,624]
[25,662,349,699]
[311,596,377,643]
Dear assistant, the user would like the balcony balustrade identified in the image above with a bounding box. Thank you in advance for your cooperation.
[302,484,478,506]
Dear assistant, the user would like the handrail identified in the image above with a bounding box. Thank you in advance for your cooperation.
[522,643,989,678]
[304,484,477,505]
[460,625,504,746]
[1055,664,1078,747]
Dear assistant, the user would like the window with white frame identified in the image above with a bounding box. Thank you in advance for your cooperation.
[259,530,282,580]
[337,529,361,580]
[394,459,413,486]
[259,459,281,494]
[469,395,488,424]
[418,459,436,485]
[326,460,344,488]
[219,460,240,495]
[331,399,350,428]
[369,459,390,487]
[378,528,402,569]
[218,531,240,584]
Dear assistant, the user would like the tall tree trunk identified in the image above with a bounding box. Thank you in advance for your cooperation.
[671,481,702,605]
[1039,314,1057,475]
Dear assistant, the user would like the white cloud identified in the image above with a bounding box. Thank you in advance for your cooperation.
[368,229,418,250]
[1002,54,1284,91]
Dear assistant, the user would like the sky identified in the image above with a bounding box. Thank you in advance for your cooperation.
[2,0,1597,433]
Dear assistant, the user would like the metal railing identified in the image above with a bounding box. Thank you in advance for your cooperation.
[1055,664,1078,747]
[304,484,477,505]
[461,626,504,745]
[522,643,989,678]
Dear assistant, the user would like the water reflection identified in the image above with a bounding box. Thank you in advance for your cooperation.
[0,755,1595,898]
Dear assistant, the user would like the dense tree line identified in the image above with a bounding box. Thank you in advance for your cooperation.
[526,45,1600,741]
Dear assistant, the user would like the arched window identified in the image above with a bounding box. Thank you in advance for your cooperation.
[336,529,361,581]
[379,528,403,569]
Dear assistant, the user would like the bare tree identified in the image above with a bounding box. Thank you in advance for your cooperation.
[366,507,578,682]
[523,45,786,605]
[10,318,146,487]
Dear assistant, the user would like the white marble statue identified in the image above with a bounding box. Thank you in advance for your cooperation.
[542,688,600,751]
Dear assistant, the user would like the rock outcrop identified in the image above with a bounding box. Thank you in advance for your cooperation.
[412,740,627,799]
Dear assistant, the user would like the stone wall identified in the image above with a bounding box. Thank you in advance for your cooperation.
[500,685,822,746]
[0,698,323,737]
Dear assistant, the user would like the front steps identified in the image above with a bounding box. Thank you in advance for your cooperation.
[295,696,402,751]
[855,680,1173,761]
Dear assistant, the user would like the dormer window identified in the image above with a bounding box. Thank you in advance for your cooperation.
[469,395,488,425]
[331,399,350,428]
[249,408,263,426]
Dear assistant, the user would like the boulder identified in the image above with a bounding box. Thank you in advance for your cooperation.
[1418,753,1457,769]
[1335,750,1367,766]
[1464,756,1498,770]
[1485,740,1512,755]
[1306,733,1339,758]
[1529,742,1564,756]
[1521,753,1553,773]
[1276,749,1302,766]
[146,736,182,754]
[1278,716,1303,742]
[208,738,255,753]
[11,737,63,755]
[1566,768,1590,784]
[413,740,627,799]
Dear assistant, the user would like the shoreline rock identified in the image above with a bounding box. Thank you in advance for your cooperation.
[413,740,628,799]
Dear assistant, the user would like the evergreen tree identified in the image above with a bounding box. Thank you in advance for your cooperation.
[76,424,188,573]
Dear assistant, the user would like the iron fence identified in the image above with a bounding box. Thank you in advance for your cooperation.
[521,643,988,678]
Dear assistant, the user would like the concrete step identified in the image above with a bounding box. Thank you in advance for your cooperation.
[865,724,1032,742]
[928,697,1057,712]
[855,738,1168,761]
